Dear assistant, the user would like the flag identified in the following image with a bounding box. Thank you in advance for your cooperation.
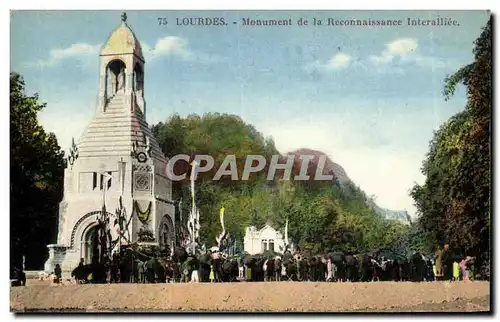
[178,199,183,229]
[195,209,200,240]
[220,207,225,232]
[190,160,197,212]
[284,217,289,246]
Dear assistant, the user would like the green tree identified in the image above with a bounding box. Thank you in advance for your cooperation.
[10,72,65,271]
[411,17,491,272]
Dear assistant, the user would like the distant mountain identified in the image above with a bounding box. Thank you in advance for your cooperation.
[288,148,411,225]
[287,148,351,183]
[365,198,412,225]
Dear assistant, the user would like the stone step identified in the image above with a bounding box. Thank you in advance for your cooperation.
[87,120,132,127]
[79,141,133,148]
[83,126,132,134]
[96,114,129,120]
[77,149,134,156]
[106,104,125,109]
[104,109,126,114]
[78,143,133,150]
[79,134,134,141]
[106,104,126,109]
[79,131,132,138]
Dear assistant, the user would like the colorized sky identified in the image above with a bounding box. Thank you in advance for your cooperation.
[10,10,490,215]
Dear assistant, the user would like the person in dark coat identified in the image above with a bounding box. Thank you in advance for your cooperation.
[345,253,358,282]
[110,255,119,283]
[54,264,62,284]
[392,259,401,281]
[198,252,211,283]
[266,256,275,281]
[331,252,346,282]
[145,258,156,283]
[410,253,426,282]
[154,259,166,283]
[360,254,372,282]
[285,259,297,281]
[72,258,87,284]
[12,267,26,287]
[441,244,453,281]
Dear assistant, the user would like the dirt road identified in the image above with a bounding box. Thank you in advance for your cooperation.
[11,281,490,313]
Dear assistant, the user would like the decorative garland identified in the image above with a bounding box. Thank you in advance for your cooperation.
[134,201,152,223]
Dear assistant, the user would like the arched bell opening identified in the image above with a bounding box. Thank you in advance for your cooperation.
[106,59,127,98]
[133,63,144,93]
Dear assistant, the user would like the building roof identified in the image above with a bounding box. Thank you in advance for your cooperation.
[245,224,283,238]
[100,15,144,61]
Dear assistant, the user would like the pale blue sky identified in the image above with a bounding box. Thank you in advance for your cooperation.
[10,10,490,215]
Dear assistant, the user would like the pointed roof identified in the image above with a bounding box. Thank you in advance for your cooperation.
[76,94,164,160]
[100,13,144,61]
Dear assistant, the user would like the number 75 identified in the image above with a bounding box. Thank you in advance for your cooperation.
[158,18,168,25]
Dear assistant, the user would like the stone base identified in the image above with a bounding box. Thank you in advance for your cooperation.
[44,244,80,278]
[44,244,66,273]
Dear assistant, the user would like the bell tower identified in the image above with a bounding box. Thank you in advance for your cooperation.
[98,12,146,118]
[44,13,175,276]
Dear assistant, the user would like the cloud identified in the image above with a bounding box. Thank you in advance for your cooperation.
[369,38,417,65]
[142,36,222,64]
[142,36,190,60]
[369,38,456,70]
[30,36,222,69]
[328,53,351,69]
[32,43,100,68]
[303,38,457,75]
[304,52,353,73]
[387,38,419,55]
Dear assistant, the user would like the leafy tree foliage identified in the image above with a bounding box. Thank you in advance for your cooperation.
[10,72,65,271]
[411,17,491,272]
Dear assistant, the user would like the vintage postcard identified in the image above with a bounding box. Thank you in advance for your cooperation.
[10,10,491,313]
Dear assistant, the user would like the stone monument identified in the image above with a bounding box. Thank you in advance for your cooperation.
[44,13,175,276]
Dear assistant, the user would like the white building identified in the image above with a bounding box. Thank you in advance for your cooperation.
[243,224,286,255]
[44,13,175,275]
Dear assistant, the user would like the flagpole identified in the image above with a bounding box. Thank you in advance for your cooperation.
[190,160,197,255]
[101,172,113,262]
[178,198,183,247]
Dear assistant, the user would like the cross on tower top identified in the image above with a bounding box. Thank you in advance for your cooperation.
[121,12,127,22]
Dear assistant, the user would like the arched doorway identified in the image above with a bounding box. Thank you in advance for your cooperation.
[81,224,100,265]
[159,215,174,252]
[106,59,126,97]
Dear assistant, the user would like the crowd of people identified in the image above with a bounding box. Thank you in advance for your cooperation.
[9,243,477,287]
[61,243,476,285]
[434,244,476,282]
